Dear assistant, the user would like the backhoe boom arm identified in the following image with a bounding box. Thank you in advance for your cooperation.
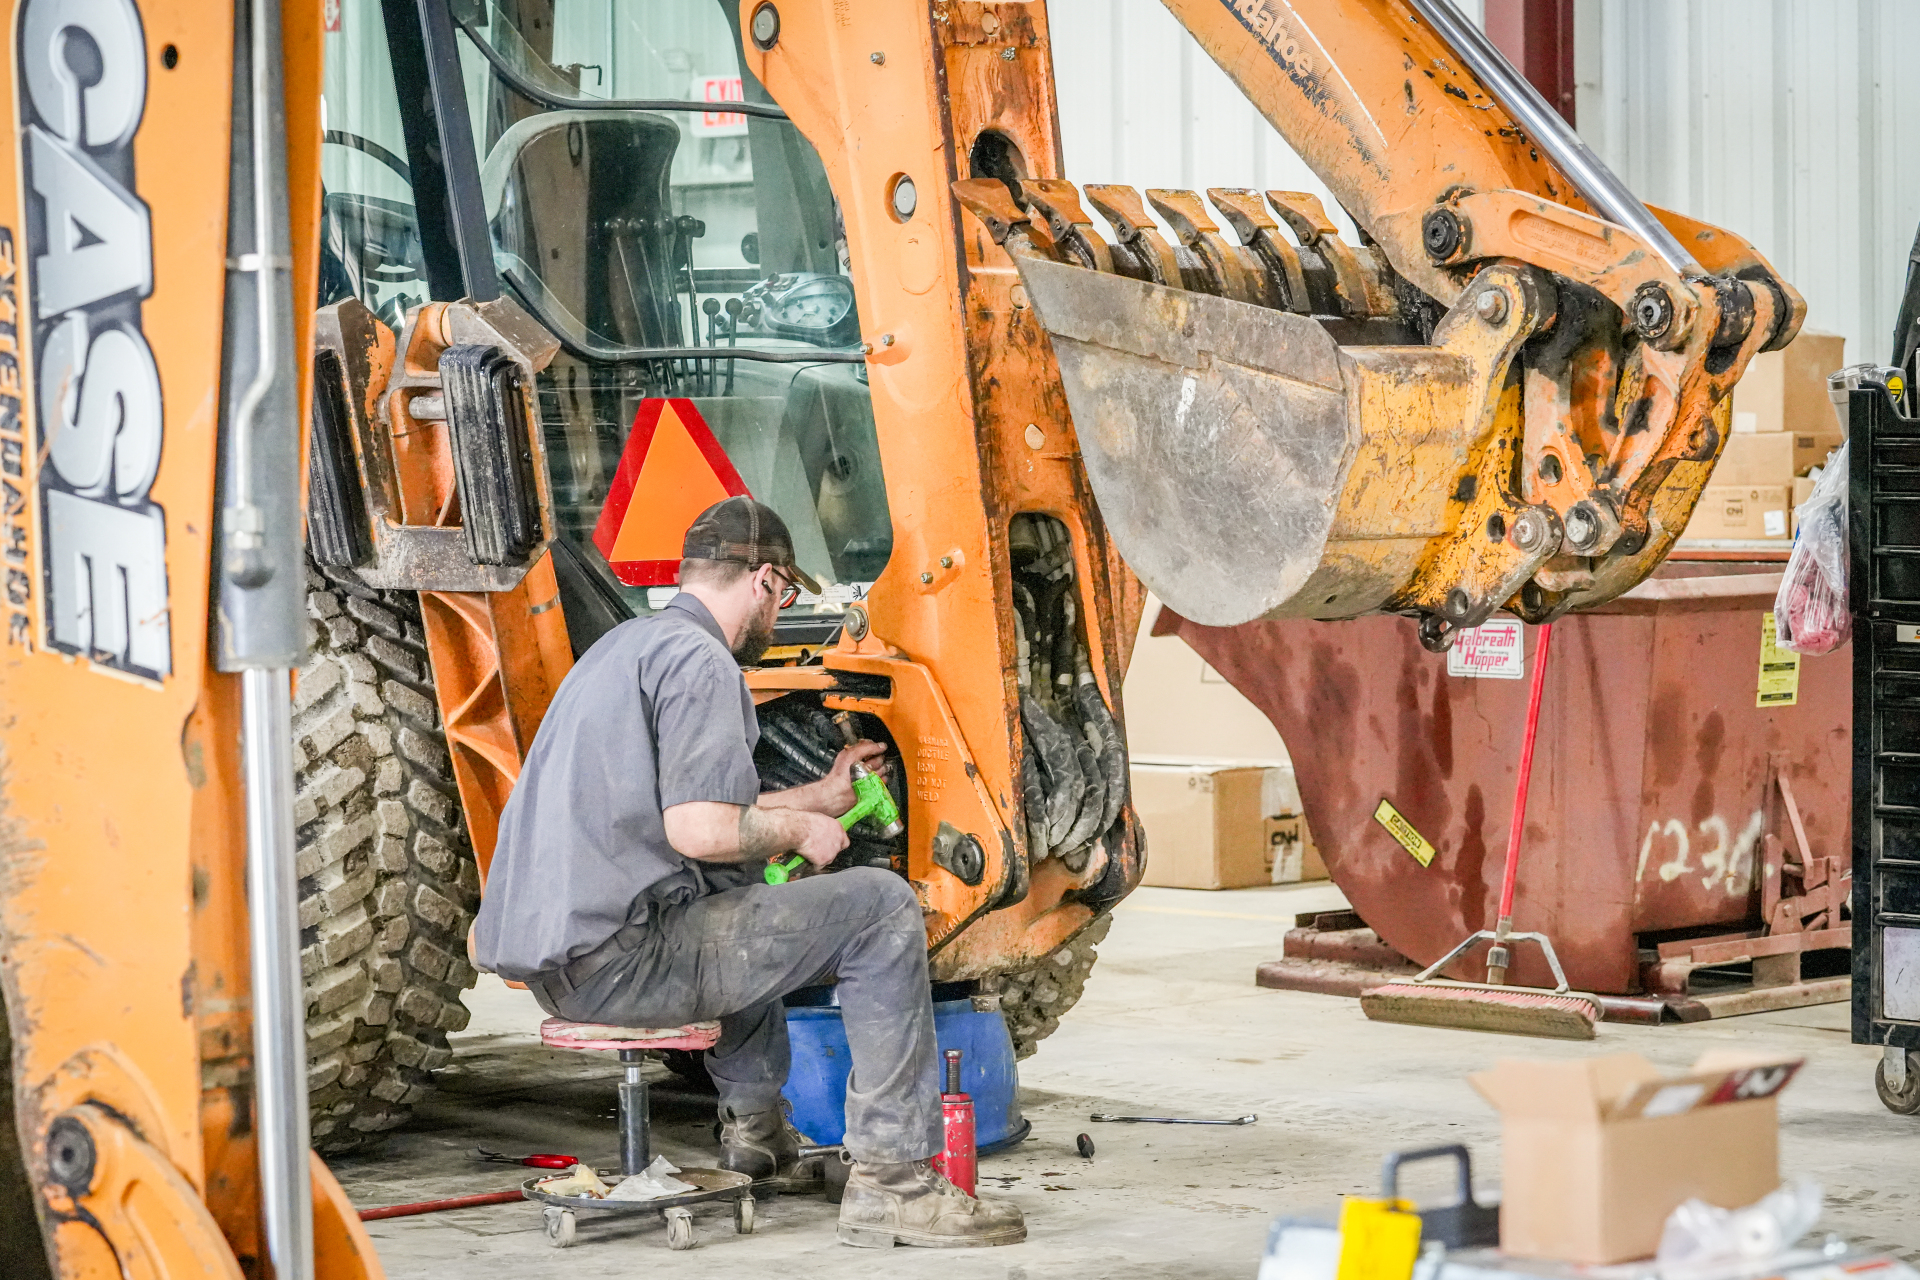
[961,0,1804,647]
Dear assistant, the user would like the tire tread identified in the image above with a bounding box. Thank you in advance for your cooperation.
[999,914,1111,1060]
[296,562,477,1151]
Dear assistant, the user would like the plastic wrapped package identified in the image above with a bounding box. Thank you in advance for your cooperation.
[1774,445,1850,655]
[606,1156,696,1201]
[1655,1179,1824,1276]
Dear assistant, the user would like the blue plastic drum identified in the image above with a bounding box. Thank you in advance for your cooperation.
[781,998,1029,1153]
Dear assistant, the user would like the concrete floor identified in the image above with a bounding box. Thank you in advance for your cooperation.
[331,882,1920,1277]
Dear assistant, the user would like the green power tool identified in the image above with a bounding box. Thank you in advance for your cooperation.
[765,713,903,885]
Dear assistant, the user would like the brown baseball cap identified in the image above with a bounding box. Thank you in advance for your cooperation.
[682,496,822,594]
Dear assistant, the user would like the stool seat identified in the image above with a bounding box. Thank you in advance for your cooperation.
[540,1017,721,1053]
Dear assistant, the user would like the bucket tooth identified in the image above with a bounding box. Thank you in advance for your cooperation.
[1145,189,1272,308]
[1021,180,1114,273]
[1084,184,1184,288]
[1207,188,1310,315]
[1261,191,1372,318]
[953,178,1032,248]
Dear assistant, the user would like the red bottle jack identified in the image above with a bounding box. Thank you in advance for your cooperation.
[931,1047,976,1196]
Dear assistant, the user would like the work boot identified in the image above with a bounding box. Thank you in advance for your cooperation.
[836,1159,1026,1248]
[717,1102,809,1182]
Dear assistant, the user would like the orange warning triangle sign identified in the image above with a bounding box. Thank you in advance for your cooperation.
[591,399,750,586]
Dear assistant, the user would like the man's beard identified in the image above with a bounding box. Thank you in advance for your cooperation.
[732,605,776,666]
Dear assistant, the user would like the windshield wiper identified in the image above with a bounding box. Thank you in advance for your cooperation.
[453,13,792,121]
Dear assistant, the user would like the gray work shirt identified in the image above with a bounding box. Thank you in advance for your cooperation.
[473,594,760,979]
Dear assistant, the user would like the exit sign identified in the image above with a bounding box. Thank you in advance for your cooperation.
[693,76,748,136]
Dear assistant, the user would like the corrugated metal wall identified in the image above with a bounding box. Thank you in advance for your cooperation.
[1049,0,1915,364]
[1048,0,1275,199]
[1577,0,1920,366]
[1048,0,1484,240]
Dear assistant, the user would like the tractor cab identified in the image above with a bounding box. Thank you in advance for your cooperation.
[319,0,891,656]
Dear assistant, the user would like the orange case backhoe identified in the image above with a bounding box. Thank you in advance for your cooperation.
[0,0,1797,1275]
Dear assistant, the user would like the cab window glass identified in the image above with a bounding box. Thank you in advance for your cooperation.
[319,0,891,646]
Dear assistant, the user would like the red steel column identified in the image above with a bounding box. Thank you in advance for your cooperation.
[1482,0,1577,126]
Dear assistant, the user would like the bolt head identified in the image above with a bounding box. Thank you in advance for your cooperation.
[920,572,934,584]
[939,556,953,568]
[47,1117,95,1197]
[1422,208,1465,261]
[870,51,885,64]
[1000,45,1017,60]
[1513,510,1547,551]
[1631,283,1675,339]
[1475,289,1508,324]
[1565,506,1597,549]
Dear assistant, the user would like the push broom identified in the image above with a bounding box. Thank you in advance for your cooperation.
[1360,623,1603,1040]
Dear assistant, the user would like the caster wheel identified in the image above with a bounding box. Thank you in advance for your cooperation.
[666,1206,696,1251]
[1876,1051,1920,1114]
[543,1206,576,1249]
[734,1194,756,1235]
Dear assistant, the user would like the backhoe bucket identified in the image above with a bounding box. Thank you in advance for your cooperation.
[1017,255,1551,632]
[1019,257,1354,627]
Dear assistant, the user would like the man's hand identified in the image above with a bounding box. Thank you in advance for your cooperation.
[759,738,888,818]
[816,739,888,815]
[790,810,850,869]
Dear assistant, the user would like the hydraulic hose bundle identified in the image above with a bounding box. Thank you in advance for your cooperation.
[753,694,907,873]
[1011,514,1127,872]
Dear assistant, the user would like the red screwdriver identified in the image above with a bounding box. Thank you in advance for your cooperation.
[474,1147,577,1169]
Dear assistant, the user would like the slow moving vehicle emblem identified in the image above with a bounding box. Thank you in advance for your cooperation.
[591,398,750,587]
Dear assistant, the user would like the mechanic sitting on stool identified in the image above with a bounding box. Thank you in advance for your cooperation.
[473,497,1025,1249]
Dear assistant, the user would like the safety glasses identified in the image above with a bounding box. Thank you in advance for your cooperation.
[765,566,802,609]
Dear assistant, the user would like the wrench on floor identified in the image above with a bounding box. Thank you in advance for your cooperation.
[1088,1114,1257,1125]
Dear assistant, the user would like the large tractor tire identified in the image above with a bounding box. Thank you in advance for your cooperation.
[999,913,1111,1060]
[295,563,479,1153]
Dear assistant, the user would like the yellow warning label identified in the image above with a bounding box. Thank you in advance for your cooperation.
[1335,1197,1423,1280]
[1373,799,1437,867]
[1757,612,1801,708]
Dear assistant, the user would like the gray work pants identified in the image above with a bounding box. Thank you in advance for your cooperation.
[539,867,942,1165]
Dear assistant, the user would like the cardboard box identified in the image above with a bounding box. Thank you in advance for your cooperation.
[1793,474,1816,535]
[1712,429,1843,486]
[1732,329,1845,434]
[1264,812,1326,884]
[1124,599,1293,760]
[1681,484,1792,541]
[1470,1051,1801,1264]
[1131,758,1316,889]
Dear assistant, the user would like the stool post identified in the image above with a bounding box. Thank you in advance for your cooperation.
[618,1048,649,1176]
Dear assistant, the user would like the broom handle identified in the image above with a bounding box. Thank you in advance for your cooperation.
[1497,622,1553,926]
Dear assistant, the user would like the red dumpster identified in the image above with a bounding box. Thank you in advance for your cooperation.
[1154,561,1851,1001]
